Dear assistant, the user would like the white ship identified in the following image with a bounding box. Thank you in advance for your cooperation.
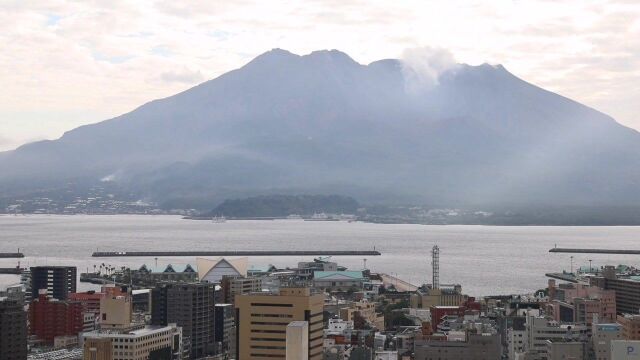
[211,215,227,223]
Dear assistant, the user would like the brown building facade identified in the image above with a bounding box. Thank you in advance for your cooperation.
[235,287,323,360]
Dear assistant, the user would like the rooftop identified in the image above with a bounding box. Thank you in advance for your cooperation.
[314,271,364,280]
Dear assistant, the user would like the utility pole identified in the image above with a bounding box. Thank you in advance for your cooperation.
[570,256,574,274]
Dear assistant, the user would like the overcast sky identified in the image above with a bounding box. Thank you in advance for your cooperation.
[1,0,638,151]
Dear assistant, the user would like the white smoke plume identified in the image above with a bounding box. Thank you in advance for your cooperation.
[401,46,458,93]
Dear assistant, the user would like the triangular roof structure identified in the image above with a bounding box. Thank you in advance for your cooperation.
[197,257,248,283]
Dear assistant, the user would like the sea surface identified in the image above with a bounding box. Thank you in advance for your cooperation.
[1,215,639,296]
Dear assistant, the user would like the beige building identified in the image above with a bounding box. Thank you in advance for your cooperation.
[339,300,385,330]
[286,321,309,360]
[100,287,132,330]
[84,337,113,360]
[410,286,468,309]
[618,314,640,340]
[235,287,323,360]
[82,324,182,360]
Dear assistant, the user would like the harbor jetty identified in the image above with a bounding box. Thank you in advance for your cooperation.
[0,252,24,258]
[92,250,382,257]
[549,248,640,255]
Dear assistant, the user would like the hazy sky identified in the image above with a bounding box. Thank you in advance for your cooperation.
[1,0,639,151]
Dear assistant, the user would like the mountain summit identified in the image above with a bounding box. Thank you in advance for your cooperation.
[2,49,639,209]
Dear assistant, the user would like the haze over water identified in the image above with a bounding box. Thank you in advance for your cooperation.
[1,215,639,296]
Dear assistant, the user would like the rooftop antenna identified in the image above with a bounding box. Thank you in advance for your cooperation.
[432,245,440,290]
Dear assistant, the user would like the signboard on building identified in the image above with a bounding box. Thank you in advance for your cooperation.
[612,340,640,359]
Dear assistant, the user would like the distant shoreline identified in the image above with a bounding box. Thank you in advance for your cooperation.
[4,213,640,226]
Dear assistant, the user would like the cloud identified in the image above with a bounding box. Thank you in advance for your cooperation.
[0,0,639,148]
[160,68,205,84]
[0,135,11,148]
[400,47,458,93]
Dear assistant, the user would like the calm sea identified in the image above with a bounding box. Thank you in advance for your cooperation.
[1,215,639,296]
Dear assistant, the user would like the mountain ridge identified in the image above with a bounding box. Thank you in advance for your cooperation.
[1,48,639,210]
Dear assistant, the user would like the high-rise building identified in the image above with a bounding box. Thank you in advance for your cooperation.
[29,290,92,345]
[31,266,76,301]
[0,297,27,359]
[235,287,324,360]
[215,303,236,358]
[152,282,216,359]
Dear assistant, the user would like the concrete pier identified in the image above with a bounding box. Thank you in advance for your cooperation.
[549,248,640,255]
[92,250,382,257]
[0,253,24,258]
[0,267,22,274]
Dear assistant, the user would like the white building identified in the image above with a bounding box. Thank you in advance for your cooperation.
[325,318,354,335]
[82,324,183,360]
[286,321,309,360]
[611,340,640,359]
[592,323,622,360]
[196,257,248,283]
[517,316,589,360]
[374,350,398,360]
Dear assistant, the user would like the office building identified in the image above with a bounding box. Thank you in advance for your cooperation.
[518,316,589,360]
[591,323,622,360]
[100,285,133,330]
[152,282,216,359]
[215,303,236,358]
[286,321,309,360]
[0,297,27,359]
[545,339,586,360]
[235,287,324,360]
[221,275,262,304]
[547,281,616,324]
[413,332,502,360]
[69,290,103,316]
[618,314,640,340]
[82,324,183,360]
[591,266,640,314]
[0,283,25,306]
[31,266,76,301]
[611,340,640,359]
[30,290,93,345]
[339,300,385,330]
